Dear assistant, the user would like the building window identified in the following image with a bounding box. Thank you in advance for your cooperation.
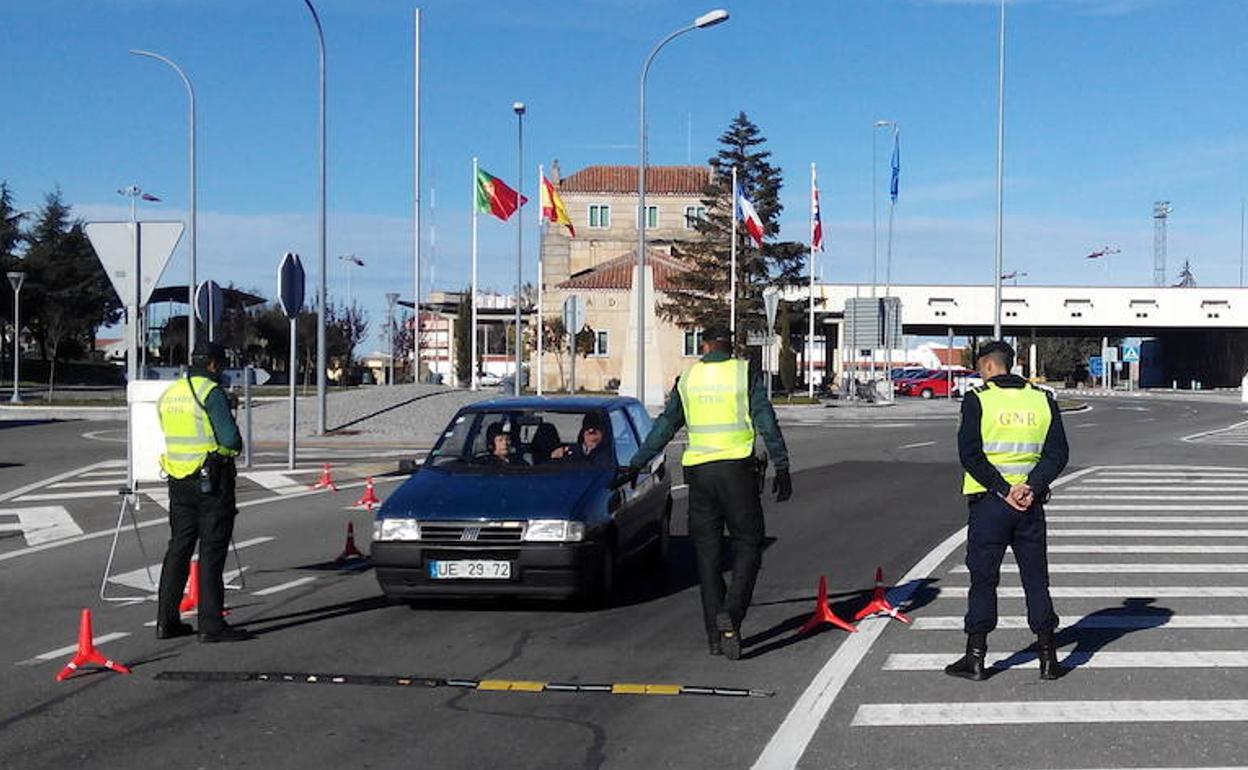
[589,204,611,229]
[683,329,703,357]
[590,330,609,357]
[684,206,707,229]
[636,205,658,228]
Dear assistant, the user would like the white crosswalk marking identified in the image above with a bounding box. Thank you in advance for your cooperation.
[852,700,1248,726]
[884,651,1248,669]
[910,615,1248,630]
[0,506,83,545]
[18,632,132,666]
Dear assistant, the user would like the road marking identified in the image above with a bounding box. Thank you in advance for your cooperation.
[79,469,128,478]
[672,484,688,492]
[1074,423,1099,429]
[1183,420,1248,443]
[1047,544,1248,553]
[1049,528,1248,537]
[1047,504,1248,511]
[106,536,273,591]
[1049,517,1248,524]
[1069,485,1248,491]
[0,506,83,545]
[956,563,1248,574]
[899,441,936,449]
[852,700,1248,727]
[910,615,1248,630]
[18,632,131,666]
[883,651,1248,670]
[938,585,1248,598]
[16,489,121,502]
[1061,495,1248,501]
[252,577,317,596]
[0,460,123,506]
[241,471,307,495]
[1094,472,1248,479]
[48,478,128,489]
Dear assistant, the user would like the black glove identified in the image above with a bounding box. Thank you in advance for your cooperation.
[772,468,792,502]
[613,465,641,490]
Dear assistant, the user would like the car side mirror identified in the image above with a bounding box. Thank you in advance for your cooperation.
[398,458,422,474]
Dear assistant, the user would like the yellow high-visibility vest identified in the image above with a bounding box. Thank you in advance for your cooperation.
[677,358,755,467]
[962,381,1052,494]
[158,376,223,479]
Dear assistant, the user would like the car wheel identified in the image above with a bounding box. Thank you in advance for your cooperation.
[920,388,934,399]
[647,500,672,568]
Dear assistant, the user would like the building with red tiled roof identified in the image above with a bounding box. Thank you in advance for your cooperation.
[559,166,712,195]
[557,251,688,292]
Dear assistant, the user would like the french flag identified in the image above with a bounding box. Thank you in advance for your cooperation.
[735,182,765,247]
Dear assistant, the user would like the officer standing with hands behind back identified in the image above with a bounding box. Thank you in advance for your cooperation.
[946,340,1068,681]
[628,324,791,661]
[155,342,254,643]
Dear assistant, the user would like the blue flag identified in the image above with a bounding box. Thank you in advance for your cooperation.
[889,131,900,203]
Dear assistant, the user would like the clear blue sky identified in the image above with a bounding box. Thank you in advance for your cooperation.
[4,0,1248,347]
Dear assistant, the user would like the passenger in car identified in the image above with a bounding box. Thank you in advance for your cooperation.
[550,413,614,468]
[484,421,523,465]
[528,422,562,466]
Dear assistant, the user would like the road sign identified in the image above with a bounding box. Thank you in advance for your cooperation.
[563,295,586,333]
[762,287,780,333]
[85,221,183,307]
[6,271,24,293]
[1089,356,1104,377]
[278,252,305,319]
[1104,346,1120,363]
[1123,345,1141,363]
[195,280,225,326]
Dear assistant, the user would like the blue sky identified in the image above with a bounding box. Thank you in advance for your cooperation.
[4,0,1248,346]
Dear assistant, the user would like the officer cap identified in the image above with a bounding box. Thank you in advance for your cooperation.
[975,339,1015,367]
[580,412,605,433]
[191,342,228,369]
[701,325,733,343]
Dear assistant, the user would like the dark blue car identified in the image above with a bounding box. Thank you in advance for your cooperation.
[372,396,672,602]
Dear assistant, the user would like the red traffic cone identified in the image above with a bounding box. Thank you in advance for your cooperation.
[56,608,131,681]
[798,575,858,636]
[853,567,912,624]
[355,477,380,511]
[311,463,339,492]
[335,521,365,564]
[179,560,229,617]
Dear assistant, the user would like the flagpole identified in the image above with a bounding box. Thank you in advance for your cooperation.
[730,165,737,336]
[537,163,545,396]
[809,162,816,399]
[412,8,422,384]
[471,156,479,392]
[885,125,898,393]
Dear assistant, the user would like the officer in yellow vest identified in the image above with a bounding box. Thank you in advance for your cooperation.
[946,340,1069,681]
[628,325,791,660]
[155,343,253,643]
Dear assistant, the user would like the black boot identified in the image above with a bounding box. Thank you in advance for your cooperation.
[944,633,988,681]
[1037,631,1067,680]
[716,612,741,661]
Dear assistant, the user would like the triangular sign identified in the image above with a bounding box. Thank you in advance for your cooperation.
[85,221,184,307]
[1122,345,1140,363]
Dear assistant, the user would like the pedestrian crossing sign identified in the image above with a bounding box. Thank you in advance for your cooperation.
[1123,345,1141,363]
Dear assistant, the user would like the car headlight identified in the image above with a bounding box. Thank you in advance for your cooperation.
[372,518,421,542]
[523,519,586,542]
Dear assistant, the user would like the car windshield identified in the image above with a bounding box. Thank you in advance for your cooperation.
[427,408,618,472]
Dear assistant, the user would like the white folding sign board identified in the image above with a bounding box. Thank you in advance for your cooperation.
[127,380,172,486]
[85,221,184,306]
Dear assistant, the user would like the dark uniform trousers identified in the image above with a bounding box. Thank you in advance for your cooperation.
[964,493,1059,635]
[157,461,237,633]
[685,457,766,638]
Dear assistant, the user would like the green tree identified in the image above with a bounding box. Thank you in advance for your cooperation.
[454,290,471,386]
[778,301,797,391]
[0,182,28,377]
[659,112,809,344]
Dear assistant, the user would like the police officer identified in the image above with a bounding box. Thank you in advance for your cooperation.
[628,325,792,660]
[155,343,254,643]
[946,340,1068,680]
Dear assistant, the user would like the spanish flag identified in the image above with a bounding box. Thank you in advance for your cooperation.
[540,174,575,237]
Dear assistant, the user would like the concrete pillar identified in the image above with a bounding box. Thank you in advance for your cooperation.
[618,264,666,407]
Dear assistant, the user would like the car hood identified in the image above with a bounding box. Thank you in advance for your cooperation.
[378,466,612,522]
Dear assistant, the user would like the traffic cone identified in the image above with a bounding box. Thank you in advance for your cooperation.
[853,567,912,624]
[179,560,229,617]
[335,522,365,564]
[311,463,339,492]
[798,575,858,635]
[56,608,132,681]
[354,477,380,511]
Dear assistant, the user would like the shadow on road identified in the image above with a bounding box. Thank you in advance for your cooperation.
[243,595,393,636]
[993,597,1174,674]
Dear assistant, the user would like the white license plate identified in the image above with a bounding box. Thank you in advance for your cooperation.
[428,559,512,580]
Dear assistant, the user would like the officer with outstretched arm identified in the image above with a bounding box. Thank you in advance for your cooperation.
[946,340,1069,681]
[628,324,792,660]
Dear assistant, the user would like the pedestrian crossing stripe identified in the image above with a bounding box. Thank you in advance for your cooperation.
[883,651,1248,670]
[851,700,1248,726]
[909,615,1248,630]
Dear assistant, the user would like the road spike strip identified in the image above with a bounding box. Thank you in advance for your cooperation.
[354,477,380,511]
[852,566,912,624]
[335,522,365,564]
[798,575,858,635]
[55,609,131,681]
[310,463,339,492]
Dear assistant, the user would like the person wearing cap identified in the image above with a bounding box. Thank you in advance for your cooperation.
[550,412,613,468]
[627,324,792,660]
[154,343,254,643]
[946,340,1069,681]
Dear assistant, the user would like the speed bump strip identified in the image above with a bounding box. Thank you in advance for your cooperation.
[155,671,773,698]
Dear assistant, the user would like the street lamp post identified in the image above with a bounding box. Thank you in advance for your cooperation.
[992,0,1007,340]
[7,271,24,404]
[129,49,196,366]
[338,254,364,307]
[636,8,728,402]
[302,0,328,435]
[385,292,399,385]
[514,101,526,396]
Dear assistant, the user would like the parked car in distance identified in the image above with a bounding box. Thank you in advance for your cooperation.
[897,368,982,398]
[371,396,672,604]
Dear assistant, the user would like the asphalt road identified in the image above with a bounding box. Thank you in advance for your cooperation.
[2,394,1247,769]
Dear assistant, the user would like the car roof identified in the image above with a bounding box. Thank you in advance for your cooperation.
[465,395,638,411]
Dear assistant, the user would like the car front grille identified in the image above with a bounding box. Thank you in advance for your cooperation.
[419,521,525,543]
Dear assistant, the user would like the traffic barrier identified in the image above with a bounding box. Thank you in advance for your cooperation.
[179,560,229,617]
[311,463,339,492]
[354,477,380,511]
[853,567,912,624]
[335,522,365,564]
[798,575,858,635]
[56,609,132,681]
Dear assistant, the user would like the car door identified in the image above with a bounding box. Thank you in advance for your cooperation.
[625,401,669,550]
[607,407,648,554]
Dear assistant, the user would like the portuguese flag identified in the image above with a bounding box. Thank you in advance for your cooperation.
[475,168,528,222]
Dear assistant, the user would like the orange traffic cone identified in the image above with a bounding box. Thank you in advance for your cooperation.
[355,477,380,511]
[798,575,858,636]
[335,522,365,564]
[311,463,339,492]
[853,567,912,624]
[56,608,131,681]
[179,560,229,617]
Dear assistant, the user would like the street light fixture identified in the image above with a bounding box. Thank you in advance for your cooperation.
[513,100,526,397]
[337,254,364,307]
[636,8,729,403]
[129,48,196,366]
[7,271,25,404]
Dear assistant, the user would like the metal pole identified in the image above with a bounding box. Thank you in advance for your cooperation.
[302,0,328,435]
[1240,197,1245,288]
[992,0,1006,340]
[243,365,253,469]
[288,318,297,470]
[537,163,545,396]
[471,157,479,391]
[730,165,737,335]
[413,7,422,384]
[947,326,954,400]
[514,103,525,396]
[808,163,816,399]
[9,278,21,404]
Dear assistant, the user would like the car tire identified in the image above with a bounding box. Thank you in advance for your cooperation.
[647,500,672,568]
[920,388,934,399]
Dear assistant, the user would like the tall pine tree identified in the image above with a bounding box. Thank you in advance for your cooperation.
[658,112,807,343]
